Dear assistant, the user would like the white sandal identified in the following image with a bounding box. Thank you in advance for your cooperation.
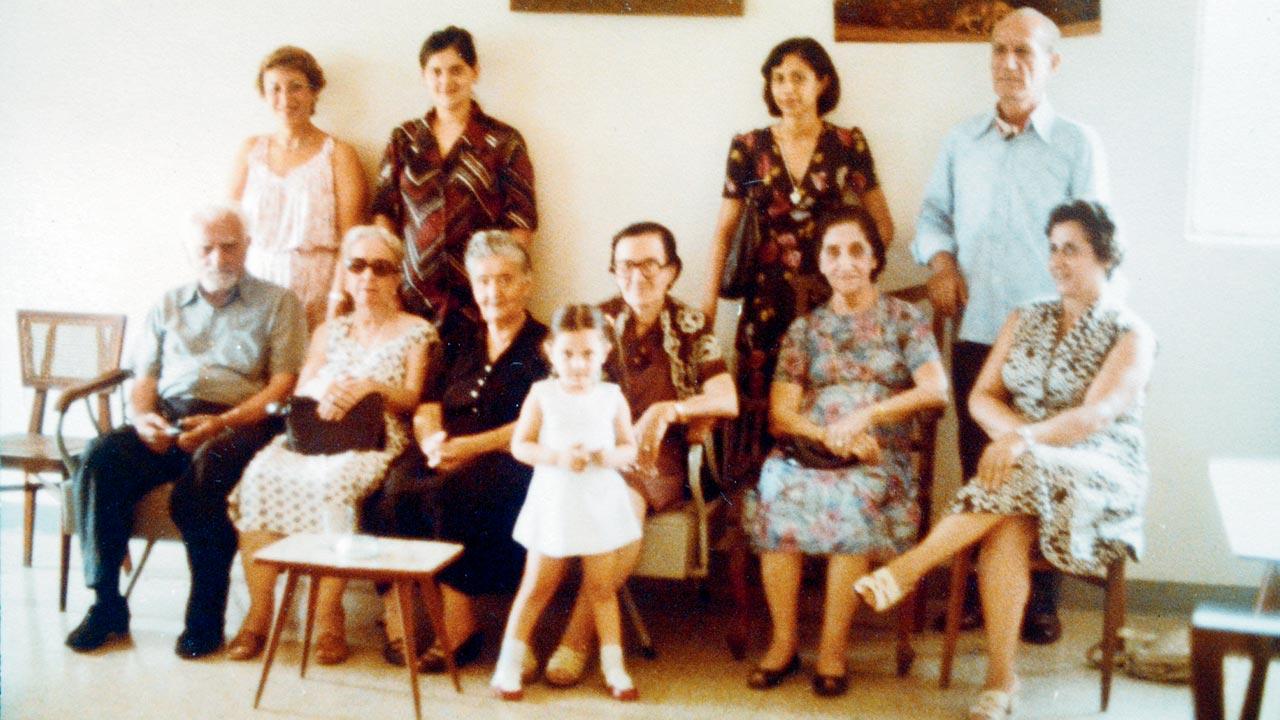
[967,688,1016,720]
[853,567,905,612]
[544,644,589,687]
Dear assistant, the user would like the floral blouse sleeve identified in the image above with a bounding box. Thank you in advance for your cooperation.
[893,299,940,374]
[722,131,758,200]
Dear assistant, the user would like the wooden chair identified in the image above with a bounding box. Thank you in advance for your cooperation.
[0,311,126,570]
[720,283,947,674]
[55,368,183,611]
[620,428,722,658]
[938,548,1127,712]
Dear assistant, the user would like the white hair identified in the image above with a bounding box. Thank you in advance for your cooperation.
[464,229,532,275]
[997,7,1062,53]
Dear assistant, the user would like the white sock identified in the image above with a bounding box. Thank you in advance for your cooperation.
[491,637,527,692]
[600,644,632,690]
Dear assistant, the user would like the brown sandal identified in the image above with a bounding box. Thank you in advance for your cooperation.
[227,630,266,661]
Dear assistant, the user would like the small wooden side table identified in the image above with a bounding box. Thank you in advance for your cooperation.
[251,533,464,720]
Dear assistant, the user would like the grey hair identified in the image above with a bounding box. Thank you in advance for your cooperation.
[464,230,532,275]
[997,7,1062,53]
[340,224,406,267]
[186,203,249,245]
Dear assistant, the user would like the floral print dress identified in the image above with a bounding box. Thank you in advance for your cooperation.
[952,300,1152,577]
[743,296,939,555]
[722,122,880,395]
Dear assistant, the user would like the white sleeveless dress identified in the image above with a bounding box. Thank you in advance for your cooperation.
[240,135,339,330]
[511,380,643,558]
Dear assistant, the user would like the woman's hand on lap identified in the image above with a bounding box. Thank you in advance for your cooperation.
[976,433,1029,489]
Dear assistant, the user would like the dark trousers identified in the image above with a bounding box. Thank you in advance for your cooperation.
[952,341,1060,615]
[73,399,279,633]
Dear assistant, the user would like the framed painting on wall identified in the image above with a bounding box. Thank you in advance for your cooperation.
[512,0,743,16]
[835,1,1100,42]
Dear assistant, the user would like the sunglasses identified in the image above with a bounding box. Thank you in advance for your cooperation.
[346,257,400,277]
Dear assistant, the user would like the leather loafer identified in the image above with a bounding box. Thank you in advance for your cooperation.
[175,626,224,659]
[383,636,407,667]
[747,654,800,689]
[1020,611,1062,645]
[812,668,851,697]
[417,631,483,674]
[227,630,266,661]
[65,601,130,652]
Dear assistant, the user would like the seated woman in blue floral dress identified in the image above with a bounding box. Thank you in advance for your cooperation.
[742,206,948,696]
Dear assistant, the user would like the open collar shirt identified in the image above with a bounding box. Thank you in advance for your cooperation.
[133,274,306,407]
[912,101,1109,344]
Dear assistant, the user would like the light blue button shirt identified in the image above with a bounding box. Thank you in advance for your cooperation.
[912,102,1108,344]
[134,274,307,407]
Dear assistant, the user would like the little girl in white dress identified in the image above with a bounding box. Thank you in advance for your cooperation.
[490,304,643,701]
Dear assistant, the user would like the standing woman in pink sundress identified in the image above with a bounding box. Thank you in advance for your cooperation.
[230,46,369,330]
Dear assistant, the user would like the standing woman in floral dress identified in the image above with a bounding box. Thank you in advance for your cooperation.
[230,46,369,330]
[701,37,894,484]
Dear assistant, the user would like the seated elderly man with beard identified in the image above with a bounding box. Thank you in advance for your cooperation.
[65,205,306,659]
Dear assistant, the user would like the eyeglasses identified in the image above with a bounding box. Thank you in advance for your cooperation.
[346,257,400,277]
[612,259,669,278]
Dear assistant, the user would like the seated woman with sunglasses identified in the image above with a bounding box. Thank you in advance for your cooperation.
[226,225,435,664]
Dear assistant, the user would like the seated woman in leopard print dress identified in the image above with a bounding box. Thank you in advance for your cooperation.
[852,200,1157,720]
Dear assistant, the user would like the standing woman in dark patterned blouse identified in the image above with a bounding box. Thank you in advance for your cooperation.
[372,25,537,339]
[701,38,894,481]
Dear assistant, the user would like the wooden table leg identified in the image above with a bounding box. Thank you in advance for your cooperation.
[254,569,300,709]
[1190,625,1227,720]
[300,572,320,678]
[396,581,423,720]
[419,577,461,692]
[1240,643,1271,720]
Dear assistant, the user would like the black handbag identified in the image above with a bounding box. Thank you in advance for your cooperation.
[283,394,386,455]
[718,193,762,300]
[777,434,861,470]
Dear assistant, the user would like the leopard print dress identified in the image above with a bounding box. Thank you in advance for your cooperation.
[952,299,1152,578]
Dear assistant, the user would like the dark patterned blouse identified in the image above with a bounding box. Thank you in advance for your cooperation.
[722,123,879,394]
[371,102,537,329]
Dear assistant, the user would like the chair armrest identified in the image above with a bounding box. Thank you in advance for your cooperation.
[55,368,133,471]
[55,368,133,414]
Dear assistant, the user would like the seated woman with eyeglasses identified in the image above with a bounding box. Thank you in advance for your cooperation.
[225,225,435,665]
[538,221,739,688]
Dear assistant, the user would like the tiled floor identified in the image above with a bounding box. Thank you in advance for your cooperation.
[1,493,1273,719]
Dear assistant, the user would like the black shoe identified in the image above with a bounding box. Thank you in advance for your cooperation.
[812,667,851,697]
[175,626,225,659]
[416,631,483,674]
[65,601,130,652]
[747,654,800,690]
[1020,610,1062,645]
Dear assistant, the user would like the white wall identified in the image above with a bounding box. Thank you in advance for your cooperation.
[2,0,1276,587]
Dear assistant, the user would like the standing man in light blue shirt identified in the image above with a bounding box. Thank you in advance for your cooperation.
[912,7,1108,645]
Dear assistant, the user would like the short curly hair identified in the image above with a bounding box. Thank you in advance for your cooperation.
[419,26,477,69]
[1046,200,1123,277]
[256,46,326,95]
[761,37,841,117]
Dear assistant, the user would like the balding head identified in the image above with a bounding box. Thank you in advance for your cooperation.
[990,7,1061,116]
[186,204,250,297]
[994,7,1062,54]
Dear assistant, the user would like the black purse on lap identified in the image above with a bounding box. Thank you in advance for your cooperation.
[283,394,385,455]
[777,434,861,470]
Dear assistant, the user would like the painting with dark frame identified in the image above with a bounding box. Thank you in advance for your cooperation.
[512,0,742,16]
[835,1,1100,43]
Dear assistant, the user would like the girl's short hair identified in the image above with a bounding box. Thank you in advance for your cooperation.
[419,25,477,69]
[549,303,607,337]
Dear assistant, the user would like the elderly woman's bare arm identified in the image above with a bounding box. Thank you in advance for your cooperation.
[768,380,825,443]
[858,359,949,427]
[969,311,1026,439]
